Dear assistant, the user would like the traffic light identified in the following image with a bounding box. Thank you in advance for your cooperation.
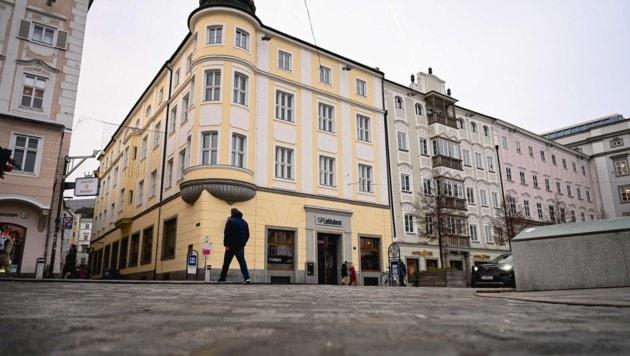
[0,147,16,179]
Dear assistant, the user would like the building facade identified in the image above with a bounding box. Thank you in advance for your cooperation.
[385,69,507,283]
[0,0,91,276]
[494,120,601,227]
[543,114,629,218]
[90,0,392,285]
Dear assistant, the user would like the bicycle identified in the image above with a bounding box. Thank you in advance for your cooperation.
[380,268,398,286]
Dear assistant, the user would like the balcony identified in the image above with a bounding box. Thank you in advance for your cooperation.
[427,111,458,129]
[445,235,470,249]
[179,165,257,204]
[432,155,463,171]
[437,196,467,211]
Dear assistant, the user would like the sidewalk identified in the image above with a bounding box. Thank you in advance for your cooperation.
[475,286,630,307]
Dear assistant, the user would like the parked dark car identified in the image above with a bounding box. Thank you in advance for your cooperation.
[471,253,515,288]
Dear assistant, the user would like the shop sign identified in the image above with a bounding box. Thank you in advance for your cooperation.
[74,177,99,196]
[0,212,19,218]
[473,254,491,260]
[315,215,343,227]
[411,250,433,257]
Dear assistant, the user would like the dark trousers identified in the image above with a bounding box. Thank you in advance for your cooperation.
[219,247,250,281]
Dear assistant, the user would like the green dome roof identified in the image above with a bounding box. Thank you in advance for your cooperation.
[198,0,256,16]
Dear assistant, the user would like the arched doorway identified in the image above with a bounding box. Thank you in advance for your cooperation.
[0,223,26,274]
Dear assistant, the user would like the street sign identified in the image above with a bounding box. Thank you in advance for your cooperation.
[187,254,197,274]
[63,216,73,230]
[202,236,212,256]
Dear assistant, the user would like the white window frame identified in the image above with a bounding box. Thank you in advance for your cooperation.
[318,103,335,132]
[319,155,336,187]
[358,164,373,193]
[275,146,294,180]
[275,91,294,122]
[231,134,246,168]
[356,79,366,96]
[469,224,478,242]
[397,131,408,151]
[201,131,219,165]
[206,25,223,44]
[480,189,488,207]
[235,28,249,50]
[487,155,495,172]
[165,159,173,188]
[319,65,331,84]
[404,214,415,233]
[21,74,47,110]
[357,114,371,142]
[278,50,292,71]
[419,138,429,156]
[484,225,494,244]
[10,134,42,175]
[233,72,248,106]
[401,174,411,193]
[204,70,221,101]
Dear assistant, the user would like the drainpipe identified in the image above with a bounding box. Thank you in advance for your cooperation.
[381,78,396,242]
[152,62,173,279]
[494,144,512,251]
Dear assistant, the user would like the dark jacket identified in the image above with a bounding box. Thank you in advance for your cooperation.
[224,209,249,249]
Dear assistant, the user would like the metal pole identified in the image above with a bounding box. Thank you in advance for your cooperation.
[48,156,69,278]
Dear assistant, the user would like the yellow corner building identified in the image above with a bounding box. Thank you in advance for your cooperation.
[90,0,392,284]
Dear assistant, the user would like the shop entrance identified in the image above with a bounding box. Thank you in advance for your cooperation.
[0,223,26,274]
[317,233,340,285]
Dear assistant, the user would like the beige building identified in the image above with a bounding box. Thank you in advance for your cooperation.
[0,0,92,276]
[90,0,392,284]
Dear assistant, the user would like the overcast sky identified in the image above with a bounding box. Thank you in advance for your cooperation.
[69,0,630,179]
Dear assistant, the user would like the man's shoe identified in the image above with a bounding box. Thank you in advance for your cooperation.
[243,279,250,284]
[217,279,225,282]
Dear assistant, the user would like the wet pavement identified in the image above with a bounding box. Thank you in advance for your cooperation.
[1,279,629,355]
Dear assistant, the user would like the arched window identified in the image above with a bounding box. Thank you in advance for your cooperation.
[415,103,423,116]
[470,122,477,133]
[458,118,465,129]
[394,96,403,110]
[145,105,152,117]
[483,125,489,137]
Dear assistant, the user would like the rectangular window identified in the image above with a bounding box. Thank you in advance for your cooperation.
[552,154,557,165]
[420,138,429,156]
[537,203,544,220]
[153,123,161,148]
[231,134,246,168]
[462,149,470,166]
[492,191,499,208]
[123,147,129,170]
[179,149,186,179]
[140,136,148,160]
[141,226,153,265]
[202,131,219,165]
[165,159,173,188]
[540,150,546,161]
[358,164,373,193]
[233,72,248,105]
[174,69,180,87]
[577,187,582,200]
[506,167,512,181]
[545,178,551,191]
[129,232,140,267]
[21,74,46,109]
[567,184,572,197]
[519,171,526,185]
[318,103,335,132]
[11,134,40,173]
[182,95,190,123]
[524,200,531,217]
[207,25,223,44]
[549,205,556,221]
[278,50,292,70]
[484,225,494,244]
[397,131,408,151]
[401,174,411,193]
[475,152,483,169]
[119,236,128,270]
[486,156,495,172]
[533,175,539,188]
[582,166,586,175]
[469,225,478,242]
[501,136,508,149]
[528,146,534,157]
[275,146,294,180]
[356,79,366,96]
[360,237,381,272]
[169,106,177,133]
[404,214,415,233]
[267,229,295,270]
[137,180,144,205]
[319,155,336,187]
[572,162,577,173]
[425,216,434,235]
[562,158,567,169]
[235,28,249,50]
[119,188,125,210]
[32,23,56,45]
[508,196,517,214]
[162,219,177,260]
[319,65,331,84]
[586,190,591,202]
[619,185,630,203]
[556,181,562,194]
[204,70,221,101]
[275,91,294,122]
[571,210,576,222]
[581,212,586,221]
[614,158,629,176]
[466,187,475,204]
[480,189,488,207]
[423,178,432,195]
[515,141,521,154]
[357,114,371,142]
[150,170,157,197]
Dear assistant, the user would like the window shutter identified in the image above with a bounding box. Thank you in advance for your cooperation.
[18,20,30,39]
[55,30,68,49]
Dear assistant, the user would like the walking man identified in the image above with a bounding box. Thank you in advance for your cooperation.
[218,208,251,284]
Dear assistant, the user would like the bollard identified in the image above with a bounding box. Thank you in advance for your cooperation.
[35,257,45,279]
[205,265,211,282]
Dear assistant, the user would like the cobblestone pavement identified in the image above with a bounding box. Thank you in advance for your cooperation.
[1,280,629,356]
